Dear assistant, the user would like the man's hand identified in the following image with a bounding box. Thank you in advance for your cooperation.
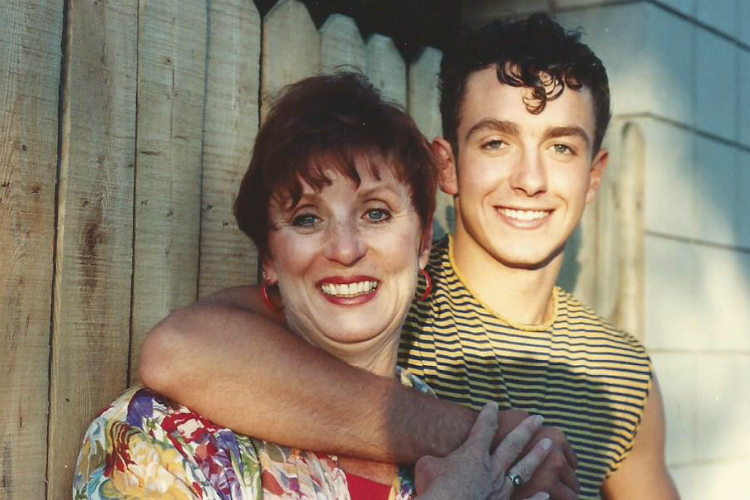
[416,403,552,500]
[497,409,580,500]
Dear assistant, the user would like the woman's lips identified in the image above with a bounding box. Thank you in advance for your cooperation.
[317,276,380,305]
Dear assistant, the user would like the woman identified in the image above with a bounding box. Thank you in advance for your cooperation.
[73,73,551,499]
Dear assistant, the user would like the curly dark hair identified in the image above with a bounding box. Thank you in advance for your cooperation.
[440,13,611,154]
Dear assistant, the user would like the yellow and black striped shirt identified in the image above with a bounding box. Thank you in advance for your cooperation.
[399,237,652,499]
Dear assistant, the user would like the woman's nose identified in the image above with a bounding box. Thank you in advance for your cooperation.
[323,219,367,265]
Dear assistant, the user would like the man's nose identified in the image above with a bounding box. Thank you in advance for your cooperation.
[509,150,548,197]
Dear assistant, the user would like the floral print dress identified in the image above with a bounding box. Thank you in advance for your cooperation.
[73,368,430,499]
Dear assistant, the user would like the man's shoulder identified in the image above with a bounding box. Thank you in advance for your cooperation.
[555,287,649,356]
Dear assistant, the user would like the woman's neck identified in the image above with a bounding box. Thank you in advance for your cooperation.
[289,320,403,378]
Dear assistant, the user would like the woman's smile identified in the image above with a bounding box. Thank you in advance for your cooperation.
[318,275,380,302]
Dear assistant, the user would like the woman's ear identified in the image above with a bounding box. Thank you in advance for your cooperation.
[261,256,278,285]
[419,224,434,269]
[432,138,458,196]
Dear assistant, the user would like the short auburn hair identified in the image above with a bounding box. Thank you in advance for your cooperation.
[235,72,438,256]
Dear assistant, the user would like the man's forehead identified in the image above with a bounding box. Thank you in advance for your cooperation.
[458,67,596,134]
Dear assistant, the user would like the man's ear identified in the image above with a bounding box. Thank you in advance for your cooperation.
[586,148,609,204]
[432,138,459,196]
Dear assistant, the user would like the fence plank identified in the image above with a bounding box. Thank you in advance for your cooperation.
[198,0,261,297]
[129,0,207,381]
[262,0,321,117]
[0,1,63,497]
[366,34,407,107]
[47,1,138,497]
[321,14,365,73]
[408,47,453,238]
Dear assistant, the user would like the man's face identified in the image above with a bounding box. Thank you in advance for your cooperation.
[440,66,608,271]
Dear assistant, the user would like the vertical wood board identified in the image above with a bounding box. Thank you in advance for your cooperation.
[262,0,321,118]
[130,0,207,381]
[366,34,407,107]
[0,1,63,497]
[320,14,365,73]
[611,121,646,341]
[198,0,261,296]
[408,47,453,239]
[48,1,138,497]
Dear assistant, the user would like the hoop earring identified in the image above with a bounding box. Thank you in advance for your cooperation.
[261,281,282,312]
[418,268,432,301]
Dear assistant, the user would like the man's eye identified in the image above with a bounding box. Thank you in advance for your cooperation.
[552,144,573,154]
[292,214,319,227]
[483,139,506,150]
[365,208,390,222]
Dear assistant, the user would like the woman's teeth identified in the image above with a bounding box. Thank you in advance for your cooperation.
[321,281,378,298]
[499,208,550,221]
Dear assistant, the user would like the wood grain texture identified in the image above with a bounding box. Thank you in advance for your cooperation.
[0,1,63,497]
[321,14,365,73]
[48,0,138,497]
[198,0,260,297]
[408,47,454,239]
[262,0,320,118]
[366,33,407,107]
[129,0,207,381]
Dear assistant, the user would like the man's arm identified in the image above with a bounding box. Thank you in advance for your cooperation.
[140,285,478,462]
[140,286,578,498]
[600,375,680,499]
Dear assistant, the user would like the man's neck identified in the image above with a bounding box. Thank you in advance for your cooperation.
[451,233,563,326]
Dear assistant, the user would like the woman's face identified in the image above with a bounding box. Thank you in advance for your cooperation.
[264,163,430,365]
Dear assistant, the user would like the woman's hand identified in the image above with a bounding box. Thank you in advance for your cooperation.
[415,402,552,500]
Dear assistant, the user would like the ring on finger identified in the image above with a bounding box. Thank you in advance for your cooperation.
[506,471,523,488]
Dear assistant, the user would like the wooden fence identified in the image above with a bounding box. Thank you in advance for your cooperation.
[1,0,641,497]
[0,0,449,497]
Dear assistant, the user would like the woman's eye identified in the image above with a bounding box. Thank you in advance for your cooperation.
[365,208,391,222]
[291,214,319,228]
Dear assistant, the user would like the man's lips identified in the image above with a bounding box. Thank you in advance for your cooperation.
[497,207,552,221]
[317,276,379,299]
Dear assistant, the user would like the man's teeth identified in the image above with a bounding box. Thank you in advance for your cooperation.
[321,281,378,298]
[500,208,550,221]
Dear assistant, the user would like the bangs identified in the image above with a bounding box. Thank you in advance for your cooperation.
[269,136,408,211]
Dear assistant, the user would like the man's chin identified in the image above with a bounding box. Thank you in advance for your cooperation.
[494,246,566,271]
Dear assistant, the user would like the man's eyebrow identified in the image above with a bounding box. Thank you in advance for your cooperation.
[464,119,519,142]
[544,126,591,147]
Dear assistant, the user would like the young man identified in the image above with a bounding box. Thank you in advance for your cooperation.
[141,14,678,500]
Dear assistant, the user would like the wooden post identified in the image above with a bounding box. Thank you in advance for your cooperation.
[366,34,407,107]
[129,0,207,380]
[262,0,321,118]
[408,47,453,238]
[198,0,261,297]
[610,121,646,341]
[321,14,366,73]
[0,1,63,498]
[48,1,138,497]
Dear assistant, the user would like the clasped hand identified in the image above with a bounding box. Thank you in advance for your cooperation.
[415,403,579,500]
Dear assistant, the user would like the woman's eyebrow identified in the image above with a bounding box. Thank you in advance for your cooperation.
[464,119,519,142]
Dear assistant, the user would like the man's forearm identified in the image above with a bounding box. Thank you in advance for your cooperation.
[139,287,478,463]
